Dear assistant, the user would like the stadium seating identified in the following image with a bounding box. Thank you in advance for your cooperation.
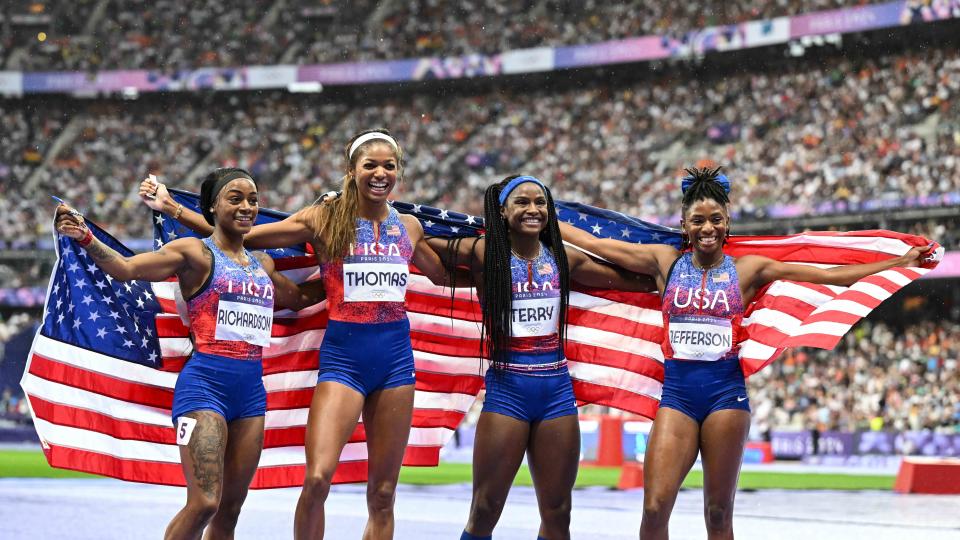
[2,45,958,248]
[6,1,886,70]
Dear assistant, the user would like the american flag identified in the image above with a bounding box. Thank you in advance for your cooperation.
[21,191,940,488]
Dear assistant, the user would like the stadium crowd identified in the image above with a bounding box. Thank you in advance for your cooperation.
[749,320,960,434]
[0,313,37,424]
[2,44,958,248]
[5,0,890,71]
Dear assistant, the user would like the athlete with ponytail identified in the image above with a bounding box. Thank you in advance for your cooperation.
[142,129,452,539]
[56,168,323,539]
[559,167,931,540]
[428,175,654,540]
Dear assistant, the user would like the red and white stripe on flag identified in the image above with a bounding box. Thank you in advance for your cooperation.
[22,229,937,488]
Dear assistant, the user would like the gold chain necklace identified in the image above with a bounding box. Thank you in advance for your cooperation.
[511,244,542,261]
[692,255,723,271]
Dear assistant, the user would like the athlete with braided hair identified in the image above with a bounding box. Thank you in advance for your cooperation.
[559,166,931,539]
[429,175,655,540]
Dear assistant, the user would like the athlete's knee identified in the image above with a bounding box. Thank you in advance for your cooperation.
[641,495,673,530]
[470,489,507,525]
[539,495,572,528]
[703,500,734,533]
[366,479,398,515]
[301,469,335,504]
[186,493,221,524]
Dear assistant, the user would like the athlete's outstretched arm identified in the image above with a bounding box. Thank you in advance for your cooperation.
[253,253,326,311]
[140,177,214,236]
[565,246,657,292]
[558,222,678,285]
[140,177,320,249]
[738,245,931,300]
[424,234,484,282]
[55,204,196,282]
[405,215,475,287]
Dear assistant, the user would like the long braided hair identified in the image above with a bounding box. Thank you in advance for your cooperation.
[481,176,570,370]
[680,166,730,250]
[308,128,403,260]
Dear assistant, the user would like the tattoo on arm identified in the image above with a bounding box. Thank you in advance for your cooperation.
[86,238,119,264]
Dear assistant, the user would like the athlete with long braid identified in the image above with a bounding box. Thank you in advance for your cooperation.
[559,167,931,540]
[429,175,655,540]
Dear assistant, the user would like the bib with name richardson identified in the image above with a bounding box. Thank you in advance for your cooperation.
[661,253,744,362]
[187,237,275,361]
[509,243,562,354]
[321,206,413,323]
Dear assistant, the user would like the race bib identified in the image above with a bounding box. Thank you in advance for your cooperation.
[175,416,197,445]
[214,292,274,346]
[343,262,408,302]
[668,314,733,361]
[511,296,560,337]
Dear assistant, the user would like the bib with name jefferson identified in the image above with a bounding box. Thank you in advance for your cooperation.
[322,206,413,323]
[187,237,275,361]
[661,253,744,361]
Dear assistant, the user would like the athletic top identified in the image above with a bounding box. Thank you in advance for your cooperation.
[661,253,744,361]
[321,206,412,323]
[188,237,274,361]
[508,243,561,355]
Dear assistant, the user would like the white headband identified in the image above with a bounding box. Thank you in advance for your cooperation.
[348,132,399,159]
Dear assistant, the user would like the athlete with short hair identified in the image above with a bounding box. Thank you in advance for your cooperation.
[559,167,931,539]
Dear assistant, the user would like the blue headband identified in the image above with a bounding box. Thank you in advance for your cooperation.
[681,173,730,194]
[498,175,547,205]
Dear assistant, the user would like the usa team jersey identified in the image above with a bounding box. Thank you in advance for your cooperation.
[508,244,561,354]
[661,253,745,361]
[187,237,274,361]
[321,206,413,323]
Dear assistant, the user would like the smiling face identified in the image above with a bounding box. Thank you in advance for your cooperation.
[351,142,399,204]
[500,182,548,237]
[681,197,729,256]
[212,178,258,235]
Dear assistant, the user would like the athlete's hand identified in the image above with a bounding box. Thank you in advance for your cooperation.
[54,204,87,240]
[139,174,171,212]
[316,190,340,205]
[901,244,933,268]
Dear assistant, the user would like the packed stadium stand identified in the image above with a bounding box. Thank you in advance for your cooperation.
[1,1,959,442]
[1,42,958,245]
[3,1,895,70]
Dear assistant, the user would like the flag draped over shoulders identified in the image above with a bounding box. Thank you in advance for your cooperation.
[22,191,940,488]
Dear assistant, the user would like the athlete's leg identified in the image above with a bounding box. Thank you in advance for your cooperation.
[698,409,750,540]
[204,415,265,539]
[294,382,366,540]
[360,384,415,540]
[165,410,228,540]
[463,411,531,537]
[639,408,701,540]
[527,414,580,540]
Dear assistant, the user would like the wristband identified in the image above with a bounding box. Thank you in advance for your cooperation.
[77,228,94,247]
[174,203,183,220]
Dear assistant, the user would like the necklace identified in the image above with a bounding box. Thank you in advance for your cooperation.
[511,244,542,261]
[692,255,723,271]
